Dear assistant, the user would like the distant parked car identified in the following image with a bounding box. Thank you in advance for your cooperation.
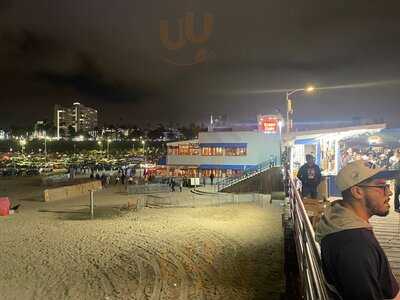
[2,168,17,176]
[39,166,53,173]
[26,168,40,176]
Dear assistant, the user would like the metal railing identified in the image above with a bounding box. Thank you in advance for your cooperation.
[217,157,278,191]
[288,175,331,300]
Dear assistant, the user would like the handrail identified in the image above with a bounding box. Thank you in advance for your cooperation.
[288,174,331,300]
[217,157,278,191]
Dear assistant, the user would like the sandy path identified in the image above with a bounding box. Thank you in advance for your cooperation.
[0,180,284,300]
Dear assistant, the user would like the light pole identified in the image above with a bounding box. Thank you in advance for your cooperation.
[97,141,102,152]
[142,140,146,164]
[107,139,111,156]
[19,139,26,155]
[132,139,136,153]
[44,134,48,159]
[286,86,315,134]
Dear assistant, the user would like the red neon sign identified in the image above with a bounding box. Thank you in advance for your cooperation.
[258,116,279,133]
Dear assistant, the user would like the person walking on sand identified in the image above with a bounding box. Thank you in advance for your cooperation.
[170,178,176,192]
[210,173,215,186]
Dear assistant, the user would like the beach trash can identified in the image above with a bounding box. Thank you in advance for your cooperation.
[0,197,10,216]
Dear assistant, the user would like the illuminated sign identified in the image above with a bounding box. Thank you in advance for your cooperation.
[258,115,280,133]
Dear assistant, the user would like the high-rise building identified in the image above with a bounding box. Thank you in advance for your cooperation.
[54,102,98,139]
[33,121,47,139]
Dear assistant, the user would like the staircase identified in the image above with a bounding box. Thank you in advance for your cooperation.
[217,158,278,192]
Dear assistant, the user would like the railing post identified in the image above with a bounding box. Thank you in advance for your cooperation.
[89,189,94,219]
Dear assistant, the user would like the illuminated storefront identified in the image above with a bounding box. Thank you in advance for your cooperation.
[288,123,385,197]
[167,141,200,156]
[167,131,281,178]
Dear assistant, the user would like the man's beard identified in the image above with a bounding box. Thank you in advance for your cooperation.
[365,195,389,217]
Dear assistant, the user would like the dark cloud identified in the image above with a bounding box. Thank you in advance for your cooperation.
[36,52,155,103]
[1,0,400,127]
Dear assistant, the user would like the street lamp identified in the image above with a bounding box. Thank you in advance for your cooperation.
[142,140,146,164]
[19,139,26,155]
[107,139,111,155]
[132,139,136,153]
[286,86,315,134]
[44,135,48,159]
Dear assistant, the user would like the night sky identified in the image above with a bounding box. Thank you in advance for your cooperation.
[1,0,400,127]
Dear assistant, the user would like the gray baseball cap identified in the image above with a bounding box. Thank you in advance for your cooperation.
[336,160,400,192]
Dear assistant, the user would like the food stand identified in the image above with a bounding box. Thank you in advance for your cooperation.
[287,123,386,199]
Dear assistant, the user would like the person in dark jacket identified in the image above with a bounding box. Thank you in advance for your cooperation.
[316,160,400,300]
[297,154,322,198]
[210,173,215,185]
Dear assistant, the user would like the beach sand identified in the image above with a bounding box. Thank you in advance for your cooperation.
[0,178,284,300]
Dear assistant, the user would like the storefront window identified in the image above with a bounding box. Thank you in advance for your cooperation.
[189,144,200,155]
[225,147,247,156]
[167,146,179,155]
[201,147,210,156]
[168,144,200,156]
[178,145,189,155]
[201,147,223,156]
[215,147,223,156]
[201,169,243,178]
[320,138,337,175]
[202,169,223,177]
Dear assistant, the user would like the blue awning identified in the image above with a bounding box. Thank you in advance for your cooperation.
[199,164,256,170]
[199,143,247,148]
[294,138,318,145]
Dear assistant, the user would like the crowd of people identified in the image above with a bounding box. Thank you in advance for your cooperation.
[88,167,158,188]
[340,146,400,169]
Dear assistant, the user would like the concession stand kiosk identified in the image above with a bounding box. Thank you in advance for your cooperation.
[286,123,386,199]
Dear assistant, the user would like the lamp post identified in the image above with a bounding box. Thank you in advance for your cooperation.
[132,139,136,153]
[107,139,111,156]
[142,140,146,164]
[97,141,102,152]
[20,139,26,155]
[286,86,315,134]
[44,134,48,159]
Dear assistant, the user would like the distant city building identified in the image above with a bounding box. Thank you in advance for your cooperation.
[208,114,228,131]
[33,121,47,139]
[54,102,98,139]
[162,128,183,141]
[0,130,7,140]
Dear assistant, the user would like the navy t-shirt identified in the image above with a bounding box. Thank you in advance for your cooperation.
[321,228,399,300]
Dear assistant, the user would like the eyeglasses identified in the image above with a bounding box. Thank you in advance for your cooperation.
[357,184,391,194]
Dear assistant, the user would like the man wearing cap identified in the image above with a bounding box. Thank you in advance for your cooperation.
[316,160,400,300]
[297,154,322,199]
